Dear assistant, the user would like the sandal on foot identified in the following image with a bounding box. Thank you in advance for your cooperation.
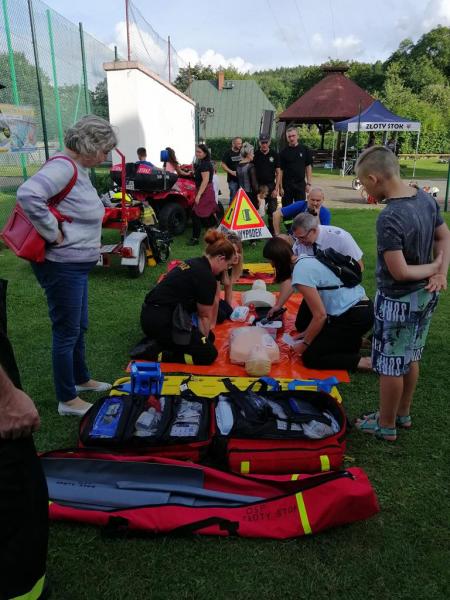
[375,425,397,442]
[396,414,412,429]
[355,414,397,442]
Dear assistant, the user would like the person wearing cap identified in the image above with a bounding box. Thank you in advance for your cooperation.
[272,186,331,235]
[253,135,281,234]
[279,127,313,207]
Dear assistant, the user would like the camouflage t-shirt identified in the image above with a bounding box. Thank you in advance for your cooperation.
[376,189,443,297]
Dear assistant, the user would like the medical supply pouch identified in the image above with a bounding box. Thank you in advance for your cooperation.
[42,449,379,540]
[215,378,347,475]
[79,386,214,462]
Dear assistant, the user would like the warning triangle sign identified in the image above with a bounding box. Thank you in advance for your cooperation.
[217,188,272,241]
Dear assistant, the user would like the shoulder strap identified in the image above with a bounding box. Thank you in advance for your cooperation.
[46,156,78,207]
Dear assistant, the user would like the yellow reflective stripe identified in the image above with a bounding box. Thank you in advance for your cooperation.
[240,461,250,474]
[184,354,194,365]
[295,492,312,535]
[320,455,330,471]
[291,474,299,481]
[157,352,163,362]
[11,574,45,600]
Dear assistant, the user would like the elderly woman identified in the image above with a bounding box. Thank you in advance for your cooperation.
[263,237,373,371]
[17,115,117,416]
[236,142,258,207]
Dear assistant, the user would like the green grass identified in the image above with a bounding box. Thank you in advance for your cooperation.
[1,206,450,600]
[314,158,450,181]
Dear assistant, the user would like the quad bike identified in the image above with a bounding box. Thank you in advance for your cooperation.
[98,149,171,278]
[110,153,224,235]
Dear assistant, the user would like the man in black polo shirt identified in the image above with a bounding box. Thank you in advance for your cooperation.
[221,137,242,203]
[253,134,281,234]
[279,127,313,207]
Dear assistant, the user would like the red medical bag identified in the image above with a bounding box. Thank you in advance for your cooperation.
[42,449,379,540]
[215,378,347,475]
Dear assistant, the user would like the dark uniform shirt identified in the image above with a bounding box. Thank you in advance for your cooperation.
[145,257,217,313]
[253,148,280,185]
[376,189,444,297]
[194,159,213,189]
[222,149,241,183]
[279,144,313,185]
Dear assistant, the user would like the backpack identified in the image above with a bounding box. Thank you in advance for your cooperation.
[314,248,362,290]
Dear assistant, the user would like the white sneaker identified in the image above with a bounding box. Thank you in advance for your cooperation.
[75,381,112,393]
[58,401,93,417]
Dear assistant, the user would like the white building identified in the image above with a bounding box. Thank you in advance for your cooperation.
[104,61,196,166]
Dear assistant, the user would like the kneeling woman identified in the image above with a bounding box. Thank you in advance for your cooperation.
[263,238,373,371]
[140,230,235,365]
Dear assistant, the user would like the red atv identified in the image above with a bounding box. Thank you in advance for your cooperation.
[110,160,224,235]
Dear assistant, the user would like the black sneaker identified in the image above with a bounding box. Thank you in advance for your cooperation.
[187,238,199,246]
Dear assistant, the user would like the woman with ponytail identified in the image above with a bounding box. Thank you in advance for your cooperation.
[139,230,235,365]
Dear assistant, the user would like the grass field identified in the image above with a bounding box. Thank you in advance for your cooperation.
[1,204,449,600]
[314,158,449,181]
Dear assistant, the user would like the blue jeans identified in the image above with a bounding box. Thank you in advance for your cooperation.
[31,260,96,402]
[228,180,239,203]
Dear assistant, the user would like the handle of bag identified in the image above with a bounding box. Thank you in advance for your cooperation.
[170,516,240,536]
[246,377,281,392]
[46,156,78,223]
[287,377,339,394]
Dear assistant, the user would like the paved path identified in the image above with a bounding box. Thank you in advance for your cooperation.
[217,174,447,210]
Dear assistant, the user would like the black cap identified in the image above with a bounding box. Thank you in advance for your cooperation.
[259,134,270,142]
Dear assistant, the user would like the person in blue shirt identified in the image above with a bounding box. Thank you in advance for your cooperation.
[272,186,331,235]
[263,237,373,371]
[136,147,155,168]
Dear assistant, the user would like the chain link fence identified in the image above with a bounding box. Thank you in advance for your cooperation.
[126,0,187,84]
[0,0,115,224]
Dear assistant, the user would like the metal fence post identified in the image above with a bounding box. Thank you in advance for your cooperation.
[79,22,91,114]
[28,0,49,160]
[46,8,64,150]
[2,0,28,180]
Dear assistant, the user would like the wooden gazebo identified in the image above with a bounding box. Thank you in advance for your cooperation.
[278,65,374,150]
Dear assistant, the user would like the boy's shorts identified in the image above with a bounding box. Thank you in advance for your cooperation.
[372,288,439,376]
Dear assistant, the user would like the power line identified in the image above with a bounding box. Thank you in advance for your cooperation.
[266,0,297,60]
[293,0,313,57]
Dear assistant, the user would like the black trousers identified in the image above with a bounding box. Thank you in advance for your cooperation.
[140,304,218,365]
[0,280,49,600]
[302,299,374,371]
[262,183,277,235]
[282,181,306,207]
[192,213,218,240]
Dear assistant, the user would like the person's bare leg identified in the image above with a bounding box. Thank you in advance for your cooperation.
[398,361,419,417]
[378,374,404,429]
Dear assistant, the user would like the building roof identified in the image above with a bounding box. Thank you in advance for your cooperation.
[279,70,374,124]
[189,79,276,139]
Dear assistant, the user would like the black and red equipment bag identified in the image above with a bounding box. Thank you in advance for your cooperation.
[42,449,379,540]
[78,384,215,463]
[110,162,178,193]
[215,378,347,475]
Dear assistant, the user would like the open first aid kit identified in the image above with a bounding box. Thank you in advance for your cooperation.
[42,449,379,540]
[79,365,214,462]
[214,377,347,475]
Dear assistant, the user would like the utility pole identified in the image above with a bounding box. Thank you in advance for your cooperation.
[125,0,131,61]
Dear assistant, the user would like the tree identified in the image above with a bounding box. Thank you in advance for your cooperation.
[90,79,109,120]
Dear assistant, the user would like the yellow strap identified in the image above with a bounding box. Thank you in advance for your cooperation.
[295,492,312,535]
[320,455,331,472]
[240,461,250,474]
[157,352,163,362]
[184,354,194,365]
[11,574,45,600]
[291,474,312,534]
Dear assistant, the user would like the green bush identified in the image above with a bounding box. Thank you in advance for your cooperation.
[93,171,113,195]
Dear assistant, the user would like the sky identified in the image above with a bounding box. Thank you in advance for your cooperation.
[43,0,450,72]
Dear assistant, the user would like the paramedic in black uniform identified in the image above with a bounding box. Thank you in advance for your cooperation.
[253,134,281,234]
[140,230,236,365]
[279,127,313,207]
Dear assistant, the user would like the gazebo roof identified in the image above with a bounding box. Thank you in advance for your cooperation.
[278,68,374,124]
